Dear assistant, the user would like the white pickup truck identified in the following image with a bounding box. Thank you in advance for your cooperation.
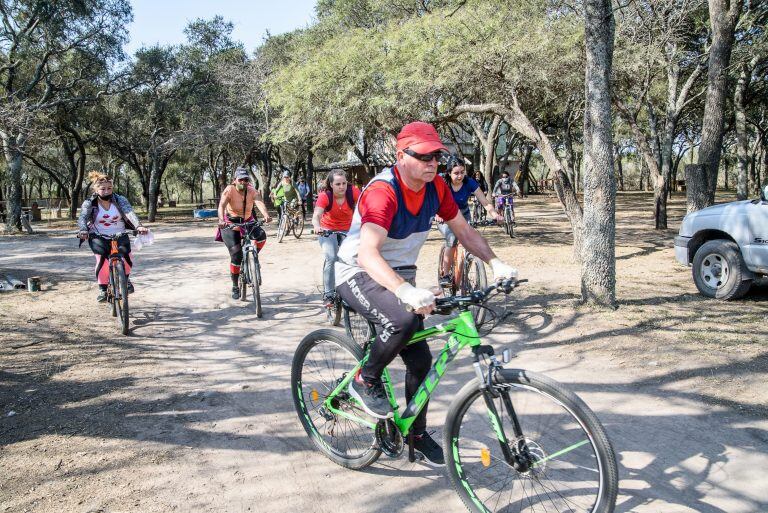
[675,185,768,300]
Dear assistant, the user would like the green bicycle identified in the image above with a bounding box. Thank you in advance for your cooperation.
[291,279,618,513]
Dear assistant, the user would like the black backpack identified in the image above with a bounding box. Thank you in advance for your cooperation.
[323,187,356,212]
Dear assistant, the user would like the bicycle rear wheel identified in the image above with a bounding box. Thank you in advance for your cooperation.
[291,329,381,469]
[113,260,129,335]
[446,369,618,513]
[344,307,373,347]
[461,254,487,325]
[293,214,304,238]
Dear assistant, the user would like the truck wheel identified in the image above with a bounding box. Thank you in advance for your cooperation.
[692,239,752,300]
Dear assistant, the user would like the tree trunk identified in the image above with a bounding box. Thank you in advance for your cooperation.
[686,164,710,212]
[734,57,756,200]
[520,144,533,195]
[615,147,624,191]
[563,105,578,193]
[306,149,314,196]
[218,152,229,194]
[581,0,616,307]
[469,114,502,202]
[693,0,741,208]
[614,100,667,228]
[146,149,173,222]
[457,102,584,258]
[2,132,25,232]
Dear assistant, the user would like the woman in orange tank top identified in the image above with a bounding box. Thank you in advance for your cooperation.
[217,167,272,299]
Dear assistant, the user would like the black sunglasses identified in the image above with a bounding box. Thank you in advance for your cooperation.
[403,148,446,162]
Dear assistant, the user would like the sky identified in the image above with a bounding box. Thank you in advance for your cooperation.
[125,0,318,56]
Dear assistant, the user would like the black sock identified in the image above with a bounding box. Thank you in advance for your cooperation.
[99,284,107,291]
[231,272,239,286]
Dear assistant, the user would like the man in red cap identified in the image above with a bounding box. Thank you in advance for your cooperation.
[335,121,518,465]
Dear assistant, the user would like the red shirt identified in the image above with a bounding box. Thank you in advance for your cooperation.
[359,167,458,230]
[316,186,361,231]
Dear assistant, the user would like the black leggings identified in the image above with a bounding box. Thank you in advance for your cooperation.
[221,221,266,268]
[336,272,432,434]
[88,233,132,280]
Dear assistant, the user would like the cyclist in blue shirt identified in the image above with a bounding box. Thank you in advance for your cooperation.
[437,156,500,286]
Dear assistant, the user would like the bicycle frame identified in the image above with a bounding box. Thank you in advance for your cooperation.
[322,310,481,435]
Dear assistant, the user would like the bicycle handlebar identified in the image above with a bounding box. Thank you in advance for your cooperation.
[226,220,265,228]
[75,230,138,240]
[469,219,497,228]
[432,278,527,315]
[318,229,348,238]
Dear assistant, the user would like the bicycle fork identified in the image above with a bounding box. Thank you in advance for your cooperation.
[472,346,534,472]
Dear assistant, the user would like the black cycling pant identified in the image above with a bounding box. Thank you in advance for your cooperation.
[336,271,431,434]
[221,221,266,268]
[89,233,132,282]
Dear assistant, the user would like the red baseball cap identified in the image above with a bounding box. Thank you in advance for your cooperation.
[396,121,448,154]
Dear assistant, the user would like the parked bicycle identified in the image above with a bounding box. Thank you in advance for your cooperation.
[291,278,618,513]
[229,220,265,318]
[277,200,304,242]
[437,219,496,325]
[495,193,516,238]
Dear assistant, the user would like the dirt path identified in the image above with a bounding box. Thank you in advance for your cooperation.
[1,194,766,513]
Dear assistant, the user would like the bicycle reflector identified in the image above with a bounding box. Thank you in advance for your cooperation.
[481,447,491,467]
[311,389,319,402]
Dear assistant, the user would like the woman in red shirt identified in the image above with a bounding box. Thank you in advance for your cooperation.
[312,169,361,306]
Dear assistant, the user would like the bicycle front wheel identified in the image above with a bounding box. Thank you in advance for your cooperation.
[293,214,304,238]
[239,268,247,301]
[291,329,381,470]
[325,297,342,326]
[446,369,618,513]
[113,260,129,335]
[277,215,288,242]
[246,252,263,318]
[461,254,487,326]
[108,270,117,318]
[505,207,514,238]
[438,245,456,295]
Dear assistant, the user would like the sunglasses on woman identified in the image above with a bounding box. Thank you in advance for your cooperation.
[403,148,446,162]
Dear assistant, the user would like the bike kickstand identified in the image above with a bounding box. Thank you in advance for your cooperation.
[408,431,415,463]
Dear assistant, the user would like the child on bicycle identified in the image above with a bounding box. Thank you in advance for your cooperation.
[217,168,272,299]
[437,156,500,287]
[311,169,361,307]
[492,170,521,216]
[77,171,149,302]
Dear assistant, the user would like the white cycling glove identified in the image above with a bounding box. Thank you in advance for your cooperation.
[489,258,518,281]
[395,282,436,311]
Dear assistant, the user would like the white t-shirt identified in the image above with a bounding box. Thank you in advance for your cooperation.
[95,202,126,236]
